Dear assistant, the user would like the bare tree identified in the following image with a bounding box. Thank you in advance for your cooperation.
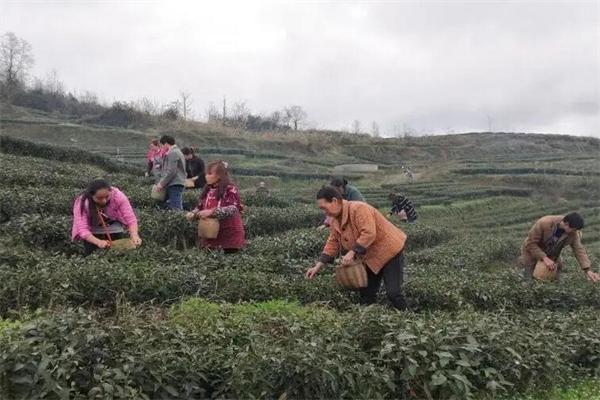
[44,69,64,95]
[371,121,380,137]
[231,101,250,126]
[78,90,99,105]
[487,115,493,132]
[161,100,180,121]
[392,122,403,138]
[0,32,34,96]
[205,102,220,123]
[179,91,193,120]
[283,105,307,130]
[32,76,43,91]
[402,123,415,138]
[351,119,361,134]
[135,97,161,115]
[269,110,282,128]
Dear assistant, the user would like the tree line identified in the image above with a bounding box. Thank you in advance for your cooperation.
[1,31,405,136]
[0,32,311,132]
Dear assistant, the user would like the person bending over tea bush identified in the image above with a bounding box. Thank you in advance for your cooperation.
[186,160,246,253]
[389,192,417,223]
[306,186,408,310]
[519,212,600,282]
[72,179,141,255]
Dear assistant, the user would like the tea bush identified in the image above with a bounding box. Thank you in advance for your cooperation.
[0,310,214,399]
[0,187,75,223]
[2,137,600,398]
[0,153,100,188]
[242,191,292,208]
[0,135,142,174]
[1,305,599,399]
[1,244,598,316]
[169,300,600,398]
[2,214,76,253]
[454,166,600,177]
[243,206,323,237]
[231,166,334,180]
[0,252,210,314]
[246,228,327,258]
[4,204,324,253]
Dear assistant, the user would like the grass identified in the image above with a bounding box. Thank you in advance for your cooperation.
[493,378,600,400]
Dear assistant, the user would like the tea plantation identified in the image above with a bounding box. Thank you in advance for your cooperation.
[0,133,599,399]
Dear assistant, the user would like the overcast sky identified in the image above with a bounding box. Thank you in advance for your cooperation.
[1,0,599,137]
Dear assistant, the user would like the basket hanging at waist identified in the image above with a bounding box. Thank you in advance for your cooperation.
[151,185,166,201]
[335,260,368,289]
[533,260,558,281]
[198,218,220,239]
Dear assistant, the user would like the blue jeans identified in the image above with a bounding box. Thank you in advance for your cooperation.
[166,185,184,210]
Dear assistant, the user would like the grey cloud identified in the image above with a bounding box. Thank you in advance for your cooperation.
[1,0,598,136]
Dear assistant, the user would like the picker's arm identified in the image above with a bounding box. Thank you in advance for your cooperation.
[319,229,341,264]
[571,232,591,272]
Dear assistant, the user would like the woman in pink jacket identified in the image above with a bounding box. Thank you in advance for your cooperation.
[72,179,142,255]
[146,138,166,181]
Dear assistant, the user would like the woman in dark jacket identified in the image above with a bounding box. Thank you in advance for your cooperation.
[182,147,206,188]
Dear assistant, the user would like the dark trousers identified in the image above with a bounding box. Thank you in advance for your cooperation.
[84,232,124,256]
[359,252,406,310]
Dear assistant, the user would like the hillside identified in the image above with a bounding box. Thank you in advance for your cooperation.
[1,99,600,398]
[2,101,599,162]
[0,133,599,399]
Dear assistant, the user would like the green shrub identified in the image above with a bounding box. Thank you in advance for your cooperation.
[0,187,74,223]
[231,166,335,180]
[0,310,213,399]
[242,191,293,208]
[0,252,209,314]
[167,301,600,399]
[139,205,324,249]
[138,210,198,250]
[454,167,600,177]
[402,223,450,250]
[1,243,599,316]
[244,206,323,237]
[0,135,142,174]
[246,228,327,259]
[2,214,78,253]
[0,154,99,188]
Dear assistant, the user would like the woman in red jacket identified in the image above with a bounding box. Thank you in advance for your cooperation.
[186,160,246,253]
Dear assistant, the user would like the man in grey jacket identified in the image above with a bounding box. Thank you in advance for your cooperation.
[156,135,187,210]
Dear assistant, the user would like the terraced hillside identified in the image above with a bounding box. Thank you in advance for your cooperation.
[1,105,600,398]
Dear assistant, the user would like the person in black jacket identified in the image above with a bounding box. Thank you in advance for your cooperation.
[182,147,206,189]
[389,192,417,223]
